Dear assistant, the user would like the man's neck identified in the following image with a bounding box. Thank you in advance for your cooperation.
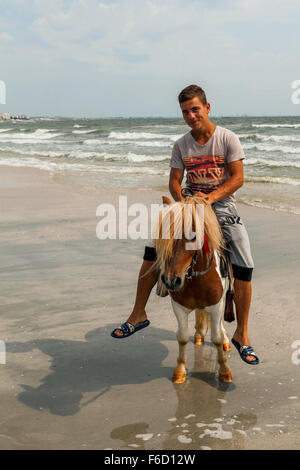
[191,122,216,145]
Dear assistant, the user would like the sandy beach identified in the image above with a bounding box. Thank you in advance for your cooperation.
[0,165,299,450]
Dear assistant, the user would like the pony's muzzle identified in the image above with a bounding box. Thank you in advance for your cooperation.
[161,273,182,291]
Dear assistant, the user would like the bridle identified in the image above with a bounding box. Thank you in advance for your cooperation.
[185,246,214,281]
[180,188,215,281]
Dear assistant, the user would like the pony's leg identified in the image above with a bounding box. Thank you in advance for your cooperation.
[221,320,231,352]
[194,309,210,345]
[207,299,232,382]
[171,299,192,384]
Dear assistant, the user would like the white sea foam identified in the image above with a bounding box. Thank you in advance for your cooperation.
[108,131,183,141]
[0,146,168,163]
[137,141,172,147]
[109,131,168,140]
[238,197,300,215]
[0,129,64,142]
[239,133,300,143]
[244,157,300,168]
[252,123,300,128]
[245,175,300,186]
[73,124,85,128]
[72,129,99,134]
[242,143,300,154]
[84,138,171,148]
[0,155,169,175]
[0,146,69,158]
[123,152,168,162]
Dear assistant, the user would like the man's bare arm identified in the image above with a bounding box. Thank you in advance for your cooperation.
[169,168,185,201]
[195,160,244,204]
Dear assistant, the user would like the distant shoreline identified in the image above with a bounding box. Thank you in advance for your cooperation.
[1,115,300,121]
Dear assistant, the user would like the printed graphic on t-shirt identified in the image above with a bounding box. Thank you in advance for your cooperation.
[184,155,226,194]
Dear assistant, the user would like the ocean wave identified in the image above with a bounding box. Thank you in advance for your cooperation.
[0,128,13,133]
[108,131,182,141]
[0,129,64,141]
[68,150,168,162]
[72,129,100,134]
[84,138,171,148]
[242,143,300,154]
[73,124,85,128]
[252,123,300,128]
[0,156,168,175]
[239,133,300,143]
[0,136,65,144]
[135,141,171,147]
[0,146,69,158]
[244,157,300,168]
[245,175,300,186]
[238,197,300,215]
[0,144,170,163]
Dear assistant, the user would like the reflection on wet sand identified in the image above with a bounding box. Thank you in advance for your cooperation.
[111,342,257,450]
[163,343,257,449]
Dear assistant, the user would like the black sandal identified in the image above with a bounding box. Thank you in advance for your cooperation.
[231,338,259,365]
[111,320,150,339]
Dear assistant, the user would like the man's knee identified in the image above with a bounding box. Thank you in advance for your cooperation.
[232,264,253,282]
[143,246,157,262]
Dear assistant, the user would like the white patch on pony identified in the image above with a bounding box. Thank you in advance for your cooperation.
[214,252,227,291]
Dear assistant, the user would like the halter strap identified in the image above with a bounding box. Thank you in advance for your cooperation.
[190,253,214,277]
[185,249,214,281]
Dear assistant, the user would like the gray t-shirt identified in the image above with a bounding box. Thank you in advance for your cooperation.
[170,125,245,205]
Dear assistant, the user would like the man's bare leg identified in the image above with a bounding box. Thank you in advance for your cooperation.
[232,279,256,362]
[113,260,158,337]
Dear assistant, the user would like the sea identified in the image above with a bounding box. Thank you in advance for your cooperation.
[0,116,300,214]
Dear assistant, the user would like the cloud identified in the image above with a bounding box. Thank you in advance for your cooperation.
[0,32,14,42]
[28,0,242,74]
[2,0,300,115]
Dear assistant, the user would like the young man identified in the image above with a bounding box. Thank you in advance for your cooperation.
[111,84,259,365]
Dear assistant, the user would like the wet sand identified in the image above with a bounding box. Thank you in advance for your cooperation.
[0,165,299,450]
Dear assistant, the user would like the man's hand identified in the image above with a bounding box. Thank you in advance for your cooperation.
[194,191,215,204]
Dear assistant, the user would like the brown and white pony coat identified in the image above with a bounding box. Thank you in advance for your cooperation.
[154,196,232,384]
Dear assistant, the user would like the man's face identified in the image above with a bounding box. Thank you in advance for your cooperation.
[180,96,211,130]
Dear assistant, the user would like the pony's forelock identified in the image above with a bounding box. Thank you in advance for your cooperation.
[154,197,223,271]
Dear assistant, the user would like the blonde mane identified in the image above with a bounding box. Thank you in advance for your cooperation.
[154,196,224,271]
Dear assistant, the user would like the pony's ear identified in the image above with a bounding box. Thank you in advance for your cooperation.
[162,196,172,206]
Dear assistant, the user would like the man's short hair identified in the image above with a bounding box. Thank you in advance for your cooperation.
[178,84,207,105]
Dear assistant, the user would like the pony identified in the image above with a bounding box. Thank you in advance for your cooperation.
[153,195,232,384]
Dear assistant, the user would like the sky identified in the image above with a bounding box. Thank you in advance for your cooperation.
[1,0,300,117]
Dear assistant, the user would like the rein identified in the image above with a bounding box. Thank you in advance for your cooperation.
[185,236,214,281]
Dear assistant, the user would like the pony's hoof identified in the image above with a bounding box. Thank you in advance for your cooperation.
[194,336,204,345]
[172,373,186,384]
[219,370,232,382]
[223,342,231,352]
